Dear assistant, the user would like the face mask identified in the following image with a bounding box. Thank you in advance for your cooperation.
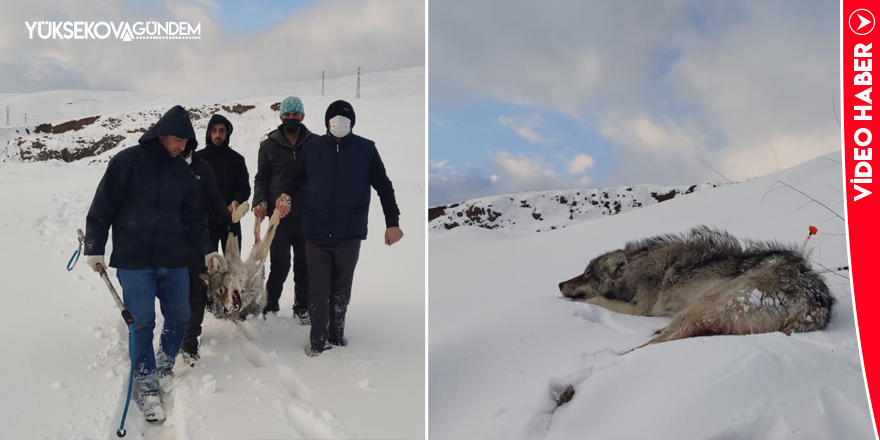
[328,116,351,137]
[184,155,192,165]
[282,118,302,134]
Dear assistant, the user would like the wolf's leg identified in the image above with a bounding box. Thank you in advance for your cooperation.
[631,311,705,351]
[585,296,644,316]
[247,206,283,268]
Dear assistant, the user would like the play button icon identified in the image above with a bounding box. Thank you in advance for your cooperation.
[850,9,876,35]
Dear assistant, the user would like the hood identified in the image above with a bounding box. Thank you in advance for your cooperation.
[140,105,198,154]
[205,114,234,150]
[269,123,313,149]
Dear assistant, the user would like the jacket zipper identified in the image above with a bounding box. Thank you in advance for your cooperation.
[328,140,340,241]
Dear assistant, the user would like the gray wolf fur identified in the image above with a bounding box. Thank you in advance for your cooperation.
[559,226,835,351]
[203,198,288,320]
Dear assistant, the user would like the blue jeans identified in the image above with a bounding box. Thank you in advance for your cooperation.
[116,267,190,393]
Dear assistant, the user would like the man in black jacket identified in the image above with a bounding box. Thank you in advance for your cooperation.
[197,114,250,252]
[83,105,220,423]
[276,100,404,356]
[179,144,246,367]
[253,96,314,322]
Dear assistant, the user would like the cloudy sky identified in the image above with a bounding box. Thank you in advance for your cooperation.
[1,0,424,93]
[429,0,841,206]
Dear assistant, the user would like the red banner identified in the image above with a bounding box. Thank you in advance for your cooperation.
[843,0,880,436]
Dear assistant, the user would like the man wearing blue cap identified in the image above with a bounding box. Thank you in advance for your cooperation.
[253,96,315,322]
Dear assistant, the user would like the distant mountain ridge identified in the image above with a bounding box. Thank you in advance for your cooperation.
[428,182,728,233]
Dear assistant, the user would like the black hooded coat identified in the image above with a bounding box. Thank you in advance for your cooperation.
[197,114,250,208]
[84,105,212,269]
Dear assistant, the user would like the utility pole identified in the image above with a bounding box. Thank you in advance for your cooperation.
[322,71,325,96]
[356,67,361,99]
[24,113,27,125]
[5,107,8,126]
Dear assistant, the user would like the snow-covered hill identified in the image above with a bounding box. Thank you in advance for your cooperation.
[0,67,425,440]
[429,152,872,439]
[428,182,726,233]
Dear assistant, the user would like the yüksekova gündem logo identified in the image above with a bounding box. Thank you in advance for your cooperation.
[25,21,201,41]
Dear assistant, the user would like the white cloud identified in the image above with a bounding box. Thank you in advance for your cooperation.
[599,112,707,155]
[431,0,840,191]
[430,0,687,118]
[1,0,424,93]
[567,153,595,175]
[429,150,595,205]
[488,151,591,195]
[498,114,553,145]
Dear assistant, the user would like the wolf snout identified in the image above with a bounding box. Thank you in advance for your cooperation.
[558,281,565,291]
[233,290,242,310]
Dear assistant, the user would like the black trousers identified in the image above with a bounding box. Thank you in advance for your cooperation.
[264,220,309,314]
[208,217,241,253]
[306,240,361,349]
[181,248,208,356]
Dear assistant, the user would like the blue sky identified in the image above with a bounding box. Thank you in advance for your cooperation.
[127,0,319,36]
[429,0,840,206]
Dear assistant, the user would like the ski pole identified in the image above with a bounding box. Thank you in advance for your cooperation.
[98,259,136,438]
[67,231,83,271]
[79,230,134,324]
[78,229,135,437]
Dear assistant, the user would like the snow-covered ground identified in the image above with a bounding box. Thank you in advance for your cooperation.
[0,67,425,439]
[429,152,873,439]
[428,182,727,233]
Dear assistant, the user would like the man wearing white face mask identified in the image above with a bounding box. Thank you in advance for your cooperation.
[275,99,404,356]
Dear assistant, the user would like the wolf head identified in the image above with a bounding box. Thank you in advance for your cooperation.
[559,250,628,300]
[201,234,246,318]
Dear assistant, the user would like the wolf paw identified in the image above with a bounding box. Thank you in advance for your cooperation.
[231,201,250,223]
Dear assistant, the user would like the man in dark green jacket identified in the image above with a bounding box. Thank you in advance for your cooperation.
[252,96,314,322]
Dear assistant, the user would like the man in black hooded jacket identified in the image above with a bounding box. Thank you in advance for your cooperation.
[179,143,243,366]
[83,105,220,423]
[197,114,250,252]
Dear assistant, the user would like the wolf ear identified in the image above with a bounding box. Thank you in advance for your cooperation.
[206,253,227,276]
[608,251,627,275]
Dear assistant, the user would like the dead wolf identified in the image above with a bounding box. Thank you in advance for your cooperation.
[559,226,835,351]
[203,196,290,320]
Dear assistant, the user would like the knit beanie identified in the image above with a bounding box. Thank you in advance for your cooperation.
[324,100,355,128]
[280,96,305,116]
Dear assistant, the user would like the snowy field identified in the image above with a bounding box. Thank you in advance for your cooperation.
[0,67,425,439]
[429,152,873,439]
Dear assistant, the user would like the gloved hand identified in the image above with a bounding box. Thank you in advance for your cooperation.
[86,255,107,272]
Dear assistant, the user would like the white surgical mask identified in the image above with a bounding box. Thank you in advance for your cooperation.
[184,155,192,165]
[328,116,351,138]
